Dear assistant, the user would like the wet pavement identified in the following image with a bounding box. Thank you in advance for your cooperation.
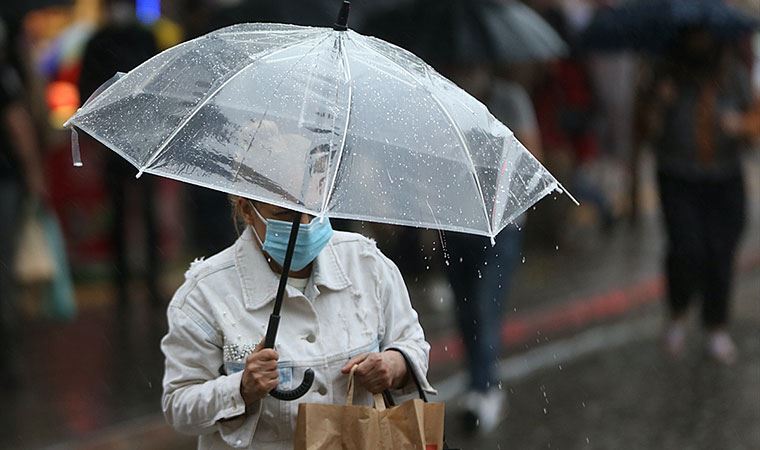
[444,268,760,450]
[1,156,758,449]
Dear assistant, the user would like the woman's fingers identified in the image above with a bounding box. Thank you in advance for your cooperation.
[341,353,369,373]
[355,353,382,376]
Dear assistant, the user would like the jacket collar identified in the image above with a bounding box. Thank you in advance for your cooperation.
[234,227,352,311]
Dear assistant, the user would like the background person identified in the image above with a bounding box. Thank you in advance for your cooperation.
[443,63,541,434]
[78,0,160,308]
[0,25,46,389]
[637,27,755,365]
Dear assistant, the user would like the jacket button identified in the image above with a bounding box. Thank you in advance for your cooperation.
[318,386,327,396]
[306,334,316,343]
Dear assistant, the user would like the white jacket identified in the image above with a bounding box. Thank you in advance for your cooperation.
[161,228,435,449]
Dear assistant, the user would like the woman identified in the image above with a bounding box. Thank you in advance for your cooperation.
[639,27,755,364]
[161,198,434,449]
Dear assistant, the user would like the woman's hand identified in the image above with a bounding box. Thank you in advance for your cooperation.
[341,350,408,394]
[240,344,279,405]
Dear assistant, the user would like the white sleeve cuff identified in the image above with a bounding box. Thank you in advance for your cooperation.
[215,371,262,448]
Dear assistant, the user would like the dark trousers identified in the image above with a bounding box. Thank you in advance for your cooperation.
[108,161,160,307]
[445,226,522,392]
[658,172,745,328]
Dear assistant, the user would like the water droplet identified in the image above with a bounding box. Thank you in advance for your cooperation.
[521,256,526,264]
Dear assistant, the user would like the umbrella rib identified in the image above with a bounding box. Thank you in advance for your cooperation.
[319,33,353,217]
[230,35,331,184]
[135,34,324,177]
[354,38,494,236]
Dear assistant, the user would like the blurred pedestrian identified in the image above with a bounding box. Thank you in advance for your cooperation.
[442,63,541,434]
[161,198,434,449]
[534,6,615,231]
[637,26,755,364]
[0,20,46,388]
[78,0,161,307]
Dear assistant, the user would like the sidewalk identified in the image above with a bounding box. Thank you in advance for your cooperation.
[2,159,758,449]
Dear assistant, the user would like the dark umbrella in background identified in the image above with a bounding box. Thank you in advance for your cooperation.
[362,0,567,67]
[580,0,759,53]
[207,0,412,32]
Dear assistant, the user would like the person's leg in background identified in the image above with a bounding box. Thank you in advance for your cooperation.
[142,176,162,307]
[445,225,522,434]
[445,233,482,383]
[468,225,521,432]
[701,174,746,364]
[109,169,129,308]
[658,173,707,357]
[0,181,22,389]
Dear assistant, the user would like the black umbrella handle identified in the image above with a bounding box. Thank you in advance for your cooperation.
[262,213,315,401]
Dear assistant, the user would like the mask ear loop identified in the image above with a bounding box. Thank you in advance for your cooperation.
[247,200,267,246]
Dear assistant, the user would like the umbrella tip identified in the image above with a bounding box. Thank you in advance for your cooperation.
[333,1,350,31]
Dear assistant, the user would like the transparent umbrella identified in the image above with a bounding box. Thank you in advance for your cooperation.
[65,1,572,401]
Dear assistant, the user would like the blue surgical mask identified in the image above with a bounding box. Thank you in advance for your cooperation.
[250,203,333,271]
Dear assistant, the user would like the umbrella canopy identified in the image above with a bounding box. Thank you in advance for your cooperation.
[580,0,759,53]
[362,0,567,67]
[65,22,567,240]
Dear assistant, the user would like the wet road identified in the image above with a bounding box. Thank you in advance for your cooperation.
[444,268,760,450]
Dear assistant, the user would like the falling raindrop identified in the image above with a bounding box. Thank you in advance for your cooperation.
[521,256,526,264]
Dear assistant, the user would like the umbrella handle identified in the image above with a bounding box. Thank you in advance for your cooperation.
[270,369,315,401]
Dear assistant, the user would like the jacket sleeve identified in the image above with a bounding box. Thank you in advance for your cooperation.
[376,253,437,396]
[161,304,262,448]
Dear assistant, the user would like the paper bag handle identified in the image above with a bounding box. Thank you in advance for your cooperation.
[346,364,387,411]
[346,365,358,405]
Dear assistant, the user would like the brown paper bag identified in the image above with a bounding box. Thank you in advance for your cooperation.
[294,366,445,450]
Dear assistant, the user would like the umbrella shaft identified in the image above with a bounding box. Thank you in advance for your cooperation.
[263,214,301,348]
